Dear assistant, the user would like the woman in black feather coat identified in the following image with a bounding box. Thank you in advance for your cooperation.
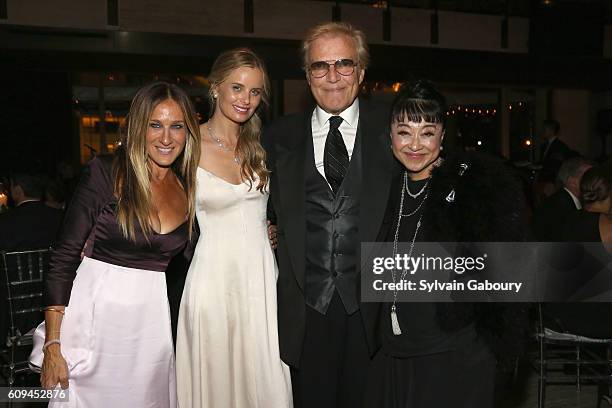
[365,80,529,408]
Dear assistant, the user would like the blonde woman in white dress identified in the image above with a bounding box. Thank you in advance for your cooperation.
[175,48,292,408]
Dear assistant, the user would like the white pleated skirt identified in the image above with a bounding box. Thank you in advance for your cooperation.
[30,257,177,408]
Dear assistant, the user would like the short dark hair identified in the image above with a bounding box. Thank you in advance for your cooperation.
[580,166,611,206]
[543,119,560,135]
[45,178,66,204]
[10,172,46,199]
[390,79,447,128]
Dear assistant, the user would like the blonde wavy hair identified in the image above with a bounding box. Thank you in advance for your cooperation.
[115,81,201,242]
[208,47,270,191]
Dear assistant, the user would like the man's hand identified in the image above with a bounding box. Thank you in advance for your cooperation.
[267,220,278,250]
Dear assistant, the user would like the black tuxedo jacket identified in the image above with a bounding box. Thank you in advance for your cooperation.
[0,201,62,349]
[532,188,577,241]
[541,138,574,163]
[262,98,398,367]
[0,201,63,251]
[539,138,577,183]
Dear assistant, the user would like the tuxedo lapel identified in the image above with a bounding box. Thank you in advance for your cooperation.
[275,112,311,290]
[355,100,394,353]
[359,100,395,245]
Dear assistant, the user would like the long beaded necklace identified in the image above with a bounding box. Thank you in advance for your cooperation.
[390,171,429,336]
[207,124,240,164]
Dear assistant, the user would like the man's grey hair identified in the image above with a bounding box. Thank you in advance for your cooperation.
[557,157,595,187]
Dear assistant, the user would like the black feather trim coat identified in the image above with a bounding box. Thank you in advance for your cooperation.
[377,151,530,367]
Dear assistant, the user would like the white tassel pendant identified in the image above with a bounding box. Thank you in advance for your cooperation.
[391,304,402,335]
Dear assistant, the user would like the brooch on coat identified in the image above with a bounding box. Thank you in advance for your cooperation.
[445,162,469,203]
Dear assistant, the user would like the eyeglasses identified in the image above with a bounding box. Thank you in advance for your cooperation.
[307,59,357,78]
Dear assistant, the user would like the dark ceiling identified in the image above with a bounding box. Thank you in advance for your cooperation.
[316,0,611,20]
[1,0,612,88]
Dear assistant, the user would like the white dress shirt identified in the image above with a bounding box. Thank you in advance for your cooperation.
[563,187,582,210]
[16,199,41,207]
[311,98,359,183]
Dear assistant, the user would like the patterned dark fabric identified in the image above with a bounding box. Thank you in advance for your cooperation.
[323,116,349,194]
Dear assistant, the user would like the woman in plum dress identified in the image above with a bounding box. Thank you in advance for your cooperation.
[32,82,201,408]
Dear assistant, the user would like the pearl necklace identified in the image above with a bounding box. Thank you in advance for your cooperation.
[207,125,240,164]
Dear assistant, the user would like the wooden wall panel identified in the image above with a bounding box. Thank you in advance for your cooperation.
[7,0,106,29]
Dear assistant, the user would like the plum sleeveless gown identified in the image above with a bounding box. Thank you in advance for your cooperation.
[175,167,292,408]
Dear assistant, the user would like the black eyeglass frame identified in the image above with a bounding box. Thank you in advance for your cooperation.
[306,59,358,78]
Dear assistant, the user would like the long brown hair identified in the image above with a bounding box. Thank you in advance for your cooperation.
[208,47,270,191]
[115,81,201,241]
[581,166,612,207]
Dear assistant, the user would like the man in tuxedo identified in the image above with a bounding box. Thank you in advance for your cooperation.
[262,22,396,408]
[0,172,63,251]
[0,171,63,354]
[533,157,593,241]
[538,119,578,185]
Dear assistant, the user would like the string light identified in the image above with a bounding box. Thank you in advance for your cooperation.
[444,105,498,118]
[372,0,388,9]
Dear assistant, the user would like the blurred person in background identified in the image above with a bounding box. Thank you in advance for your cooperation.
[533,157,594,242]
[544,166,612,340]
[0,171,63,251]
[563,166,612,244]
[536,119,578,200]
[44,177,67,210]
[0,171,64,373]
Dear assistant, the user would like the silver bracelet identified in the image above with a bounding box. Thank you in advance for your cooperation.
[43,339,61,352]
